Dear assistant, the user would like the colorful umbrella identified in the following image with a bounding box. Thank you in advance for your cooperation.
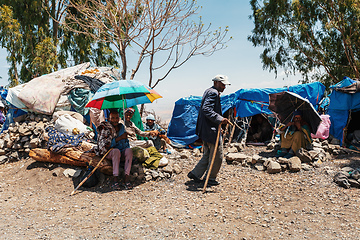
[85,80,162,109]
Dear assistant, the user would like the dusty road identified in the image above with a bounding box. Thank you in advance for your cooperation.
[0,147,359,239]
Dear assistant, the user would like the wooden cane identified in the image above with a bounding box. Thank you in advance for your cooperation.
[70,148,112,196]
[203,123,222,193]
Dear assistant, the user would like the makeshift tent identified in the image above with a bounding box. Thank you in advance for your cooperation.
[167,93,236,146]
[328,77,360,145]
[167,82,325,145]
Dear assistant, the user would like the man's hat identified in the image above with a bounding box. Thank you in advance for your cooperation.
[212,74,231,85]
[146,114,155,121]
[125,108,135,114]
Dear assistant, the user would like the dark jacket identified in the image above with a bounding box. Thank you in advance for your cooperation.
[196,86,223,144]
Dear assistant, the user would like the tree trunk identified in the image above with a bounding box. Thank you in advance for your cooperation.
[29,148,113,174]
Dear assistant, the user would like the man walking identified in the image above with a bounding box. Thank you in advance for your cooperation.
[187,74,231,186]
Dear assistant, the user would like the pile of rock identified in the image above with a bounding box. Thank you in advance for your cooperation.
[0,113,51,164]
[225,138,346,174]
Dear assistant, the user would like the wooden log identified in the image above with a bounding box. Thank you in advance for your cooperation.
[29,148,113,174]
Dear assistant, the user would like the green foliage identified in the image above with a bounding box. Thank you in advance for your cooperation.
[249,0,360,88]
[0,0,119,85]
[0,5,22,86]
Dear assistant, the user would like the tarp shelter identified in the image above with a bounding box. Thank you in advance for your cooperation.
[167,82,325,146]
[167,93,236,146]
[328,77,360,145]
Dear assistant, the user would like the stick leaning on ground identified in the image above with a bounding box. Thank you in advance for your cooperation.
[70,148,112,196]
[203,123,222,193]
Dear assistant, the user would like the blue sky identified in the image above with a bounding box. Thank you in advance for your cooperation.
[0,1,300,121]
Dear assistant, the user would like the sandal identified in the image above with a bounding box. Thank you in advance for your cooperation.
[122,182,133,190]
[111,182,121,190]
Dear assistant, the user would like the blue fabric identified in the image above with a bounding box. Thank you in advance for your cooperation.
[46,126,87,153]
[110,123,130,151]
[330,76,356,89]
[328,77,360,145]
[235,82,325,118]
[0,105,27,133]
[168,82,325,146]
[68,88,93,116]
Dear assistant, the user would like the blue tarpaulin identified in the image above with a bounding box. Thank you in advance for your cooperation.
[168,82,325,145]
[328,77,360,145]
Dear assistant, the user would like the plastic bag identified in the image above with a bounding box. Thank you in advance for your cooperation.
[55,114,93,138]
[311,115,331,139]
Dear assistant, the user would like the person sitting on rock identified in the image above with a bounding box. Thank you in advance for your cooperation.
[123,108,157,148]
[95,109,133,189]
[277,110,312,158]
[143,114,169,152]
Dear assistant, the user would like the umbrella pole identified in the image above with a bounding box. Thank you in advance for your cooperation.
[203,123,222,193]
[70,148,112,196]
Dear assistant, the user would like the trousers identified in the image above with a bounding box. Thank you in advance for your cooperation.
[106,148,133,176]
[190,138,223,180]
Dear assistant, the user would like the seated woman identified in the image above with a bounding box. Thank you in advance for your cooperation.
[278,110,312,158]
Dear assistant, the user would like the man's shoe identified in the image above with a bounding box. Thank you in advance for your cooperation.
[207,179,220,186]
[187,172,202,183]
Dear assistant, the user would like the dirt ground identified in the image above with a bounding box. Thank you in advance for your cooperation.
[0,146,359,240]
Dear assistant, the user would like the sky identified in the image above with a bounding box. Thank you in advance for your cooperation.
[0,1,300,122]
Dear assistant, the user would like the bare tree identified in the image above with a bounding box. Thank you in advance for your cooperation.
[62,0,230,87]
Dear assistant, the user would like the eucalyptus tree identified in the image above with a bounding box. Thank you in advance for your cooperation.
[249,0,360,87]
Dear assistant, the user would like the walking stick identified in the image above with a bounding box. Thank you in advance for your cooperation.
[203,123,222,193]
[70,148,112,196]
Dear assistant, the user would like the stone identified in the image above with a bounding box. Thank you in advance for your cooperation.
[151,170,159,179]
[288,157,301,172]
[158,171,165,178]
[333,149,340,155]
[193,148,201,157]
[0,156,8,164]
[230,142,244,152]
[301,163,312,171]
[277,157,289,164]
[13,143,22,150]
[0,139,4,149]
[296,148,312,163]
[312,159,322,168]
[23,141,30,149]
[6,140,14,149]
[52,168,62,177]
[226,153,248,162]
[348,179,360,188]
[18,125,32,136]
[257,157,267,164]
[164,172,171,178]
[280,164,288,171]
[30,138,40,148]
[252,154,261,163]
[145,175,152,181]
[341,167,354,173]
[24,148,30,153]
[254,163,265,171]
[265,160,281,174]
[0,149,6,156]
[20,136,30,143]
[161,166,173,173]
[9,151,19,159]
[312,142,322,148]
[35,116,41,122]
[173,164,182,174]
[227,147,238,153]
[63,169,82,178]
[246,157,256,165]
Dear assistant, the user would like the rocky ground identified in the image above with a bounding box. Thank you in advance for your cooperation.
[0,145,359,240]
